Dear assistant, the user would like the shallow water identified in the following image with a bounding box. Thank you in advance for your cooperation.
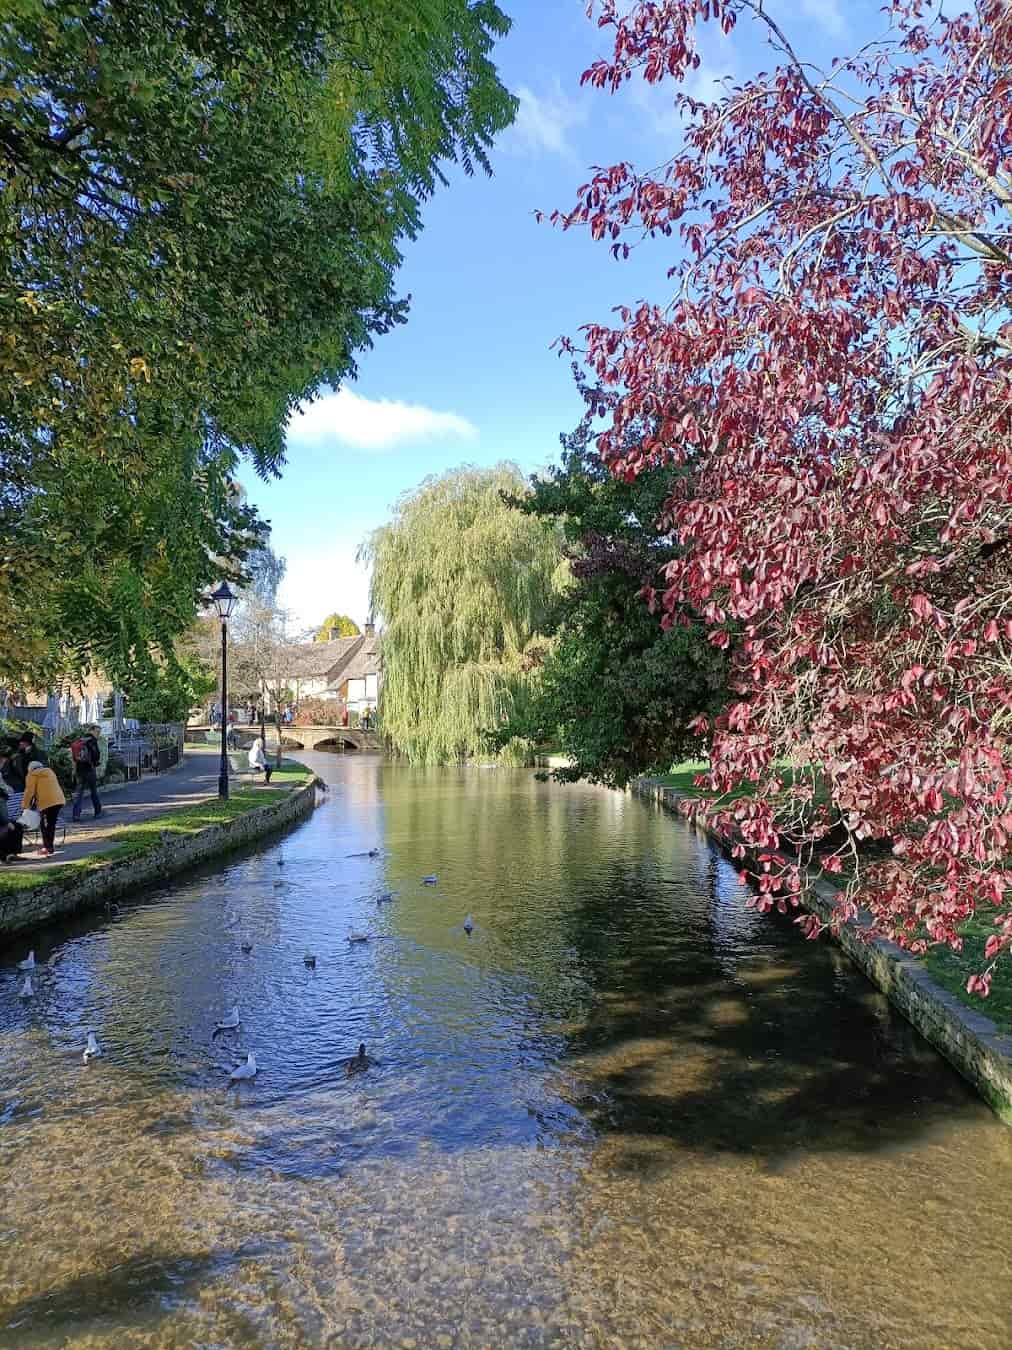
[0,754,1009,1348]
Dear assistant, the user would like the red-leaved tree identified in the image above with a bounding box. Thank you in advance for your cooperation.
[554,0,1012,992]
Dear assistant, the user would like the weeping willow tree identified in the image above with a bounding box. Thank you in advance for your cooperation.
[362,464,567,763]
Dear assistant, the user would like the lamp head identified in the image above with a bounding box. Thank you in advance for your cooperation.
[208,581,237,620]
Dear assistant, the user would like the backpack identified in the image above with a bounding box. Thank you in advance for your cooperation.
[71,738,91,765]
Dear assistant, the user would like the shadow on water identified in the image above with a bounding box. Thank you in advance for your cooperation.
[0,1247,239,1343]
[548,843,983,1173]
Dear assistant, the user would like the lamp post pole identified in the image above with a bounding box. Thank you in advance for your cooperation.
[218,612,229,801]
[207,581,237,802]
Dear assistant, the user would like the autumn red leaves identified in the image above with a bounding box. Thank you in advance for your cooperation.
[559,1,1012,991]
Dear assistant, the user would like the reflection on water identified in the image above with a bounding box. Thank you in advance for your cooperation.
[0,755,1009,1347]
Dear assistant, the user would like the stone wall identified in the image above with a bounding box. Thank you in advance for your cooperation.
[630,777,1012,1123]
[0,779,319,941]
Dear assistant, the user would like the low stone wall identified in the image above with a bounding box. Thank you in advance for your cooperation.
[0,779,319,941]
[630,777,1012,1123]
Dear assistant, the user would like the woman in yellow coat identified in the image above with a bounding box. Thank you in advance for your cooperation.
[22,760,66,856]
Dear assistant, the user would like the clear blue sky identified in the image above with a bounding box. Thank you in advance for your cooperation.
[243,0,863,632]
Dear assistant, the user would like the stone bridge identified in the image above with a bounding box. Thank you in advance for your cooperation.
[264,725,380,753]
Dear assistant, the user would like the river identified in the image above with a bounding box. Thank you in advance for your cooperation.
[0,754,1009,1347]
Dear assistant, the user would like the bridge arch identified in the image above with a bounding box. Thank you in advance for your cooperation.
[313,736,360,753]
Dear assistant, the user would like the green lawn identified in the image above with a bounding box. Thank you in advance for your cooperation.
[925,918,1012,1036]
[0,761,313,897]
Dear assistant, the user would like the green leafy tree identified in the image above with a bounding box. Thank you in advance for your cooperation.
[502,380,728,788]
[0,0,516,688]
[314,613,361,640]
[121,650,217,724]
[362,465,566,764]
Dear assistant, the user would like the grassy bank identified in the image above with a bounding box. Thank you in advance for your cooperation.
[0,762,313,897]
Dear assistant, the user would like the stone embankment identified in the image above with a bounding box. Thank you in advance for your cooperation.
[0,778,319,939]
[631,776,1012,1123]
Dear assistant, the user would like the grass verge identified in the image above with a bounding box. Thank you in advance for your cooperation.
[0,760,313,896]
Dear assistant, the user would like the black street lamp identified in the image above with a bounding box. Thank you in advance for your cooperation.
[208,581,237,800]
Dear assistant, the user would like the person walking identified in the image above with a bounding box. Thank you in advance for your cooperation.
[22,759,66,856]
[248,735,273,784]
[70,726,103,821]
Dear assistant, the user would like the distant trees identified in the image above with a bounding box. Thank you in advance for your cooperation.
[363,465,566,763]
[557,0,1012,986]
[314,614,361,641]
[503,381,727,787]
[0,0,515,689]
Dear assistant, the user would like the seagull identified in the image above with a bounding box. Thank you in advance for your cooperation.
[376,891,397,905]
[17,951,35,971]
[347,932,370,944]
[19,975,33,999]
[229,1052,258,1082]
[241,940,253,954]
[273,880,284,888]
[422,875,438,885]
[463,914,474,935]
[212,1005,241,1038]
[83,1031,102,1062]
[341,1043,376,1075]
[304,954,317,968]
[347,848,380,858]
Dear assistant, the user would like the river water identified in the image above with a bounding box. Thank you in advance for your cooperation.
[0,754,1009,1348]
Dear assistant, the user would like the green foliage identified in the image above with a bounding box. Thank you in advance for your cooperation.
[0,0,516,688]
[314,613,361,640]
[501,384,729,788]
[121,651,217,724]
[363,465,566,763]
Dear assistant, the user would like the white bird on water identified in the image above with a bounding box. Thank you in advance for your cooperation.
[463,914,474,935]
[347,931,370,944]
[19,975,33,999]
[422,875,438,885]
[17,951,35,971]
[212,1005,241,1038]
[83,1031,102,1062]
[229,1052,258,1082]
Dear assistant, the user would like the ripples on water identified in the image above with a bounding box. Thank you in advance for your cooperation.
[0,755,1009,1348]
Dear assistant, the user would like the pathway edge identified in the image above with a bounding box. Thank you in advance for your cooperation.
[630,776,1012,1123]
[0,778,320,942]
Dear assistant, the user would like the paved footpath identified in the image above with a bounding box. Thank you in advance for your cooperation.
[8,748,273,872]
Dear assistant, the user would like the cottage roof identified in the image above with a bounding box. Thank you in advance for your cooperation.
[326,631,380,691]
[283,635,362,680]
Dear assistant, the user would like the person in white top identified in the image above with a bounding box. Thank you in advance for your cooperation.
[248,736,273,784]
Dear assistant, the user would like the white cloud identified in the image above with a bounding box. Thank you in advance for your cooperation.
[799,0,846,37]
[287,387,477,453]
[505,79,587,158]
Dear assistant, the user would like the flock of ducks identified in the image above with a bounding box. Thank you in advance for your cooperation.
[217,852,473,1080]
[12,841,475,1085]
[17,950,102,1062]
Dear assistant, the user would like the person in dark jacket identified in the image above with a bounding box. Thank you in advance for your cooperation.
[71,727,103,822]
[13,732,45,786]
[0,751,24,861]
